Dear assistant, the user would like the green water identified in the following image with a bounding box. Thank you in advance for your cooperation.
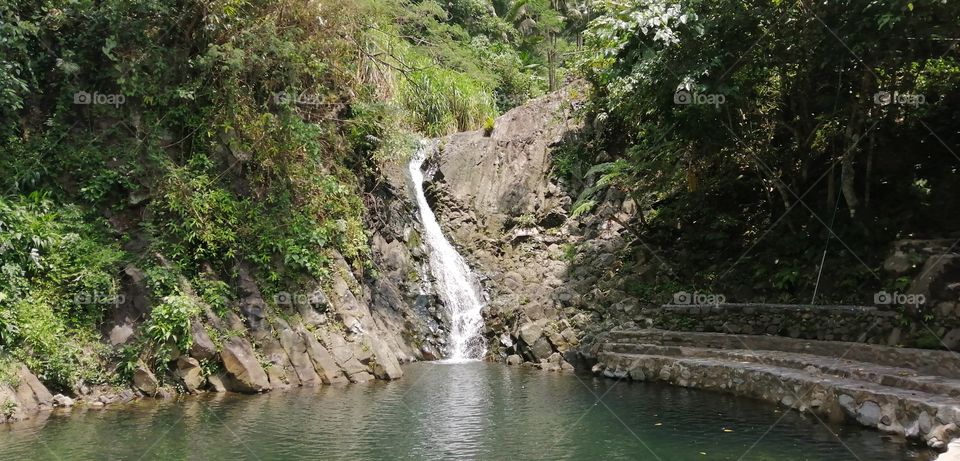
[0,362,931,460]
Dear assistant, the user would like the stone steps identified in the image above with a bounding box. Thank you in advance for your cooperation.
[604,342,960,398]
[596,329,960,450]
[597,350,960,449]
[608,328,960,379]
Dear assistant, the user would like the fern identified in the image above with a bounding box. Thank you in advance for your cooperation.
[571,199,597,219]
[584,162,616,178]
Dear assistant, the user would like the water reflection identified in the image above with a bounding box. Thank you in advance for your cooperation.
[1,362,933,460]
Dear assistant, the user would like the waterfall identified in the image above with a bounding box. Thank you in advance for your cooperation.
[408,141,487,361]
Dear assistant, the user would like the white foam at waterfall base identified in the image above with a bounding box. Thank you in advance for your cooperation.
[408,141,487,361]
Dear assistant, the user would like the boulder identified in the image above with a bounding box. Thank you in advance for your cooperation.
[928,423,960,449]
[506,355,523,366]
[220,337,271,393]
[190,322,217,360]
[207,374,227,393]
[322,333,371,378]
[13,364,53,412]
[133,363,159,395]
[519,319,549,345]
[540,359,561,372]
[302,331,349,384]
[174,356,204,393]
[369,337,403,380]
[262,337,299,388]
[857,400,881,427]
[279,329,322,386]
[348,371,374,383]
[52,394,74,408]
[529,337,554,361]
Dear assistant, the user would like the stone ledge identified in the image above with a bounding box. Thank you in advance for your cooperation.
[604,342,960,398]
[609,329,960,378]
[638,303,915,346]
[655,303,892,315]
[597,351,960,450]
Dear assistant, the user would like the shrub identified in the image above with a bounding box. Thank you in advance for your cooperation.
[144,295,202,364]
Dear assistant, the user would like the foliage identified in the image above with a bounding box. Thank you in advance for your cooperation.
[568,0,960,301]
[144,295,202,364]
[0,194,124,390]
[483,115,496,137]
[1,0,578,391]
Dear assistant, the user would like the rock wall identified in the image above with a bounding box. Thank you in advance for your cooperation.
[642,303,904,345]
[419,83,620,369]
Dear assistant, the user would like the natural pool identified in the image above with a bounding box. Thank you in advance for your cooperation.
[0,362,932,460]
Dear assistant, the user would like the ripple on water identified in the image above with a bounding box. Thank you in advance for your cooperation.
[0,362,934,460]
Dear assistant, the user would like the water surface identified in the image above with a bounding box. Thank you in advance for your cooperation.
[1,362,932,460]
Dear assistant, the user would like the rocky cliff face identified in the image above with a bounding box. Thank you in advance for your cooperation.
[415,83,635,369]
[419,84,960,366]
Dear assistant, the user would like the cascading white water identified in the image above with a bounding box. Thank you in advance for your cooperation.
[408,141,487,361]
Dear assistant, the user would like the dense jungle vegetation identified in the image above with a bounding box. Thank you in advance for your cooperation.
[1,0,959,392]
[0,0,579,390]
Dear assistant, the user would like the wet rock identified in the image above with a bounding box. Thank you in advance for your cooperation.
[928,423,960,449]
[506,355,522,366]
[369,337,403,380]
[220,337,271,393]
[540,359,561,372]
[838,394,856,414]
[302,331,349,384]
[602,368,628,379]
[265,365,290,390]
[207,374,228,393]
[348,371,374,383]
[52,394,74,408]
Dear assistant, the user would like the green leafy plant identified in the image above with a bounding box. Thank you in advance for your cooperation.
[145,296,202,364]
[483,116,495,136]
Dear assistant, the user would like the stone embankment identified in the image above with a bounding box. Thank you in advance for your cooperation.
[642,301,960,350]
[595,328,960,451]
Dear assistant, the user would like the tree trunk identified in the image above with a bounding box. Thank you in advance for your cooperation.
[547,34,557,91]
[864,133,875,207]
[827,164,836,209]
[840,133,860,217]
